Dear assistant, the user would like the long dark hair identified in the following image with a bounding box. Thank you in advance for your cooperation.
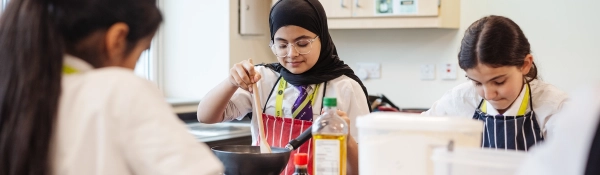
[458,15,538,82]
[0,0,162,174]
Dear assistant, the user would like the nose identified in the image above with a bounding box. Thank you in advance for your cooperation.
[286,45,300,58]
[483,86,497,100]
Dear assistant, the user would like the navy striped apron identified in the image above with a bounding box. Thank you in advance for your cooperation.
[472,83,544,151]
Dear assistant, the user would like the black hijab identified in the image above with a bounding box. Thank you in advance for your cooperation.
[264,0,371,111]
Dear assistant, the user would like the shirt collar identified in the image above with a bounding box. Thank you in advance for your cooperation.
[63,55,94,73]
[485,83,529,116]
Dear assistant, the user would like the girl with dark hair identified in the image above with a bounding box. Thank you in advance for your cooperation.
[0,0,222,174]
[197,0,368,174]
[424,15,568,151]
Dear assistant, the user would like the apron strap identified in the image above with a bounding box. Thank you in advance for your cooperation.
[517,84,531,116]
[526,82,534,115]
[480,100,488,113]
[320,81,328,110]
[262,76,282,112]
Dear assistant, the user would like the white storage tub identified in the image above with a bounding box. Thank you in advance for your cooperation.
[357,112,483,175]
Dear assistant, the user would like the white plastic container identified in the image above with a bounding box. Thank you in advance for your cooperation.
[357,113,483,175]
[431,147,527,175]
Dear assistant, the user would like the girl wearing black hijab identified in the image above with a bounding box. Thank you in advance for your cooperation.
[197,0,367,174]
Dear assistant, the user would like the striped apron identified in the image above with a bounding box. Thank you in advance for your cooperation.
[254,76,327,175]
[472,83,544,151]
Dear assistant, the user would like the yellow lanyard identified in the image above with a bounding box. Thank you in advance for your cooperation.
[62,65,78,74]
[274,78,320,118]
[481,85,530,116]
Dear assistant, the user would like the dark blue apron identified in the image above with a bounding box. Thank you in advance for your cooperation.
[472,83,544,151]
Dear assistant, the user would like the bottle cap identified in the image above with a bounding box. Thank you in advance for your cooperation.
[294,153,308,166]
[323,97,337,107]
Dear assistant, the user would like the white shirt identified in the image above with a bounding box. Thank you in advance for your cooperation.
[52,56,223,175]
[423,79,568,137]
[220,66,370,141]
[516,83,600,175]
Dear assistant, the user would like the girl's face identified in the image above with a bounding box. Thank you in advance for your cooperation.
[465,55,533,113]
[271,25,321,74]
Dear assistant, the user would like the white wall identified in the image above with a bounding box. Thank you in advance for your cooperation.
[162,0,230,99]
[331,0,600,109]
[162,0,276,100]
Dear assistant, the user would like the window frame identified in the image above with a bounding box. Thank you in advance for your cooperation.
[152,0,165,90]
[133,0,165,90]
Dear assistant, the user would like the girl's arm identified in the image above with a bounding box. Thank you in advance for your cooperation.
[197,60,260,123]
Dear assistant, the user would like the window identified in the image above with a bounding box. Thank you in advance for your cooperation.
[1,0,8,11]
[134,50,152,79]
[133,1,162,87]
[134,38,161,87]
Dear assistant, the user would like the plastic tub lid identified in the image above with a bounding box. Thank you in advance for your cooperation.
[356,112,483,132]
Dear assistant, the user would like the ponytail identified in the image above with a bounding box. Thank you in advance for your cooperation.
[0,0,64,174]
[1,0,162,173]
[525,62,538,82]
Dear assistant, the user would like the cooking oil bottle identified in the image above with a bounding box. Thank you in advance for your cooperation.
[312,97,347,175]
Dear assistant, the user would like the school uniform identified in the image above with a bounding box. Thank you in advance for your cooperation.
[424,79,568,151]
[53,55,223,175]
[517,83,600,175]
[213,0,371,174]
[221,65,370,174]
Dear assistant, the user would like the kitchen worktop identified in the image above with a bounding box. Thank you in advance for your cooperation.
[186,121,252,143]
[180,112,253,147]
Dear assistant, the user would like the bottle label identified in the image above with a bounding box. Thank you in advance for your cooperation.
[314,139,340,175]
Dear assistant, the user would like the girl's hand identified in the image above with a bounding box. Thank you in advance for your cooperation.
[337,110,351,133]
[228,59,261,92]
[321,109,352,136]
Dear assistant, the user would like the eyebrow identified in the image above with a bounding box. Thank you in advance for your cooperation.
[274,35,314,42]
[466,74,507,83]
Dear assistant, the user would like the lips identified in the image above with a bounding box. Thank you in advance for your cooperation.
[487,100,502,105]
[286,61,304,67]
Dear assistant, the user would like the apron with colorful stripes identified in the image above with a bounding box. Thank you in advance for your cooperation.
[254,76,327,175]
[472,83,544,151]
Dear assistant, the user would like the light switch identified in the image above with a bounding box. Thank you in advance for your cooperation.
[420,64,435,80]
[356,62,381,79]
[356,68,369,80]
